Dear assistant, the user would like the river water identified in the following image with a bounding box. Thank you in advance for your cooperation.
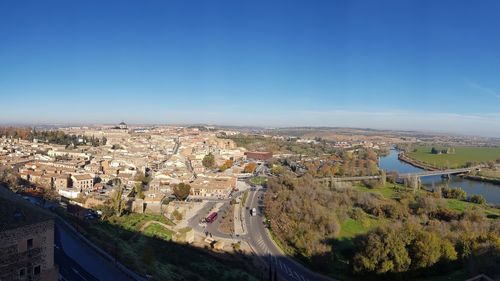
[379,149,500,205]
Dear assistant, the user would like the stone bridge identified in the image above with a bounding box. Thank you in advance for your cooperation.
[314,167,478,186]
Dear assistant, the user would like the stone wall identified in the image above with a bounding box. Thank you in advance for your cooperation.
[0,220,57,281]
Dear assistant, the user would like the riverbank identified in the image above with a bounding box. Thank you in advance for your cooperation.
[406,146,500,169]
[380,150,500,205]
[463,175,500,185]
[399,152,500,187]
[397,153,440,171]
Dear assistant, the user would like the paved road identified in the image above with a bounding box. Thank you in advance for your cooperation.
[185,182,335,281]
[243,188,335,281]
[54,225,99,281]
[184,183,321,281]
[55,219,133,281]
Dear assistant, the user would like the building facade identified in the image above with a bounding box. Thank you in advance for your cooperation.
[0,188,58,281]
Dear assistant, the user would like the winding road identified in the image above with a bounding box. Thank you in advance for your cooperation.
[189,181,335,281]
[243,187,335,281]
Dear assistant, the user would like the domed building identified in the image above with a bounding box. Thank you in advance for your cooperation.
[118,121,127,130]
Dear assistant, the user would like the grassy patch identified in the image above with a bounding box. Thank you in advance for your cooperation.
[477,168,500,179]
[339,218,366,238]
[241,190,248,206]
[444,198,500,218]
[142,223,173,241]
[407,146,500,168]
[338,216,380,239]
[354,183,407,199]
[445,198,473,212]
[69,213,257,281]
[110,213,175,232]
[249,176,267,186]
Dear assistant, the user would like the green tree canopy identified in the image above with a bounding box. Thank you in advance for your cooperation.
[202,153,215,168]
[173,183,191,201]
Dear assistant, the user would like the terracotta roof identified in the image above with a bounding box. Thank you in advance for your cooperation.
[72,174,93,181]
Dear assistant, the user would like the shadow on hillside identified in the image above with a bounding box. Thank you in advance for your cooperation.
[55,207,500,281]
[55,206,314,281]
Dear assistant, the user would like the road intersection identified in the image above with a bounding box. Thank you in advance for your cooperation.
[188,180,335,281]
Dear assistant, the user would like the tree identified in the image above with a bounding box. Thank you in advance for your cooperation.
[173,183,191,201]
[135,171,151,186]
[202,153,215,168]
[431,147,440,154]
[97,204,114,220]
[410,231,442,269]
[469,194,485,204]
[353,226,411,274]
[219,159,234,172]
[441,187,467,200]
[365,149,378,162]
[319,164,333,177]
[270,164,284,175]
[134,182,144,199]
[111,186,125,217]
[244,162,258,173]
[110,177,122,187]
[440,239,458,261]
[379,170,387,186]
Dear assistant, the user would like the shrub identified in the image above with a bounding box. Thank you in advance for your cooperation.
[172,209,183,221]
[350,207,366,221]
[441,187,467,200]
[469,194,486,205]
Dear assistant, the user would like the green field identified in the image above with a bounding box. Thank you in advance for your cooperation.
[354,182,411,199]
[249,176,267,186]
[338,216,380,239]
[142,223,173,240]
[477,168,500,179]
[407,146,500,168]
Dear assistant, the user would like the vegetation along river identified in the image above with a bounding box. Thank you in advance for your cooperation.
[379,149,500,205]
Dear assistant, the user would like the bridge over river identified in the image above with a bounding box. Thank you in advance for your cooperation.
[397,167,478,178]
[314,167,479,184]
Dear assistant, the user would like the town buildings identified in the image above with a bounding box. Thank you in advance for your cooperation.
[1,125,248,212]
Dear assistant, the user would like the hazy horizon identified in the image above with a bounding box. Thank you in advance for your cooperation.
[1,0,499,137]
[1,117,499,139]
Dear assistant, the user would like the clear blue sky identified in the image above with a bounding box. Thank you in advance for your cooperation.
[1,0,499,136]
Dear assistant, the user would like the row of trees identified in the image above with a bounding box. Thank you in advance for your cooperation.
[203,152,257,173]
[353,221,458,274]
[264,173,341,264]
[222,134,342,157]
[354,208,499,277]
[278,148,381,178]
[264,171,500,279]
[431,147,454,154]
[0,127,107,147]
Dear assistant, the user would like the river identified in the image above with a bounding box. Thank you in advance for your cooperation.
[379,149,500,205]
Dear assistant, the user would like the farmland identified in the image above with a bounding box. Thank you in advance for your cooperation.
[407,146,500,168]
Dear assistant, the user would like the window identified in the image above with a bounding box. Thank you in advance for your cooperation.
[27,238,33,249]
[34,265,41,275]
[19,268,25,277]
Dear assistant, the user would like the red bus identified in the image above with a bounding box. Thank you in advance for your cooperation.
[206,212,218,223]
